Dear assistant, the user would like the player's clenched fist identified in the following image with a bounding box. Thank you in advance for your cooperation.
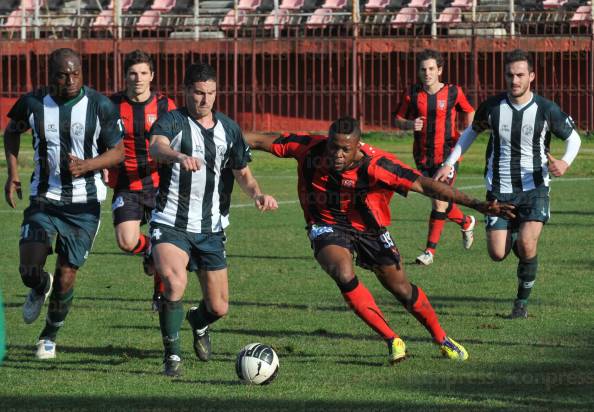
[177,154,201,172]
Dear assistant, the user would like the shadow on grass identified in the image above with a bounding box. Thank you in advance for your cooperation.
[0,396,484,411]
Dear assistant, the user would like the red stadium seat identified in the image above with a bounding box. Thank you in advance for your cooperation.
[263,8,292,29]
[570,4,591,26]
[391,6,419,27]
[543,0,568,9]
[150,0,176,12]
[407,0,430,9]
[365,0,390,10]
[306,7,333,27]
[450,0,472,10]
[136,9,161,30]
[436,6,462,25]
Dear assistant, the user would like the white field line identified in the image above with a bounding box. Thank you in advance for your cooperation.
[0,177,591,214]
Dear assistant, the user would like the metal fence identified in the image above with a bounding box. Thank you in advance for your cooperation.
[0,32,592,132]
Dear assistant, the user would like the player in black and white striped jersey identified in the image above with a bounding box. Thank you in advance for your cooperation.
[148,62,278,377]
[436,49,581,319]
[3,48,125,359]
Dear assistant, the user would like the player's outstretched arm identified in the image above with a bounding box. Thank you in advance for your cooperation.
[244,134,278,153]
[149,135,201,172]
[232,166,278,212]
[411,175,516,219]
[69,141,125,178]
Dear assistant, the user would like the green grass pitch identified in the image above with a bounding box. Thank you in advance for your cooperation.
[0,133,593,411]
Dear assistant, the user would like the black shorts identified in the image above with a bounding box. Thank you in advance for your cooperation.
[485,186,550,231]
[149,223,227,272]
[308,225,401,270]
[111,190,156,226]
[418,162,459,186]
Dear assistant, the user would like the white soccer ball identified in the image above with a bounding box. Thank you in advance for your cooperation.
[235,343,279,385]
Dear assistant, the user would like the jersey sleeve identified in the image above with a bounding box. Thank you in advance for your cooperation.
[149,111,180,142]
[395,91,412,119]
[455,87,474,113]
[269,133,319,158]
[97,97,124,150]
[547,103,575,140]
[370,155,421,197]
[6,95,32,133]
[228,127,252,170]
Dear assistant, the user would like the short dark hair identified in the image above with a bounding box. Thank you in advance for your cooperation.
[416,49,444,68]
[504,49,534,72]
[184,63,216,86]
[329,116,361,139]
[124,50,154,74]
[49,48,80,74]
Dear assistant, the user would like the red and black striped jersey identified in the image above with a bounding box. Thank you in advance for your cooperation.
[396,84,474,169]
[270,133,421,233]
[109,92,176,192]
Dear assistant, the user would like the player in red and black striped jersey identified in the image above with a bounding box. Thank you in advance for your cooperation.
[247,116,516,364]
[108,50,176,310]
[395,49,476,266]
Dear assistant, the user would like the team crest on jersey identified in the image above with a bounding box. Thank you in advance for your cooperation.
[342,179,355,188]
[147,114,157,126]
[522,124,534,136]
[216,145,227,157]
[438,100,446,110]
[71,122,84,137]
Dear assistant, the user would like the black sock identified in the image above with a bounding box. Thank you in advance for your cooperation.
[188,300,222,331]
[516,255,538,302]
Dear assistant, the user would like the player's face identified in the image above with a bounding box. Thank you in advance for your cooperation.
[126,62,154,98]
[326,133,360,172]
[50,56,82,99]
[418,58,443,88]
[185,80,216,118]
[505,61,535,99]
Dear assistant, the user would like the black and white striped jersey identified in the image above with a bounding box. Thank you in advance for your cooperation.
[472,93,576,194]
[7,86,123,203]
[149,109,251,233]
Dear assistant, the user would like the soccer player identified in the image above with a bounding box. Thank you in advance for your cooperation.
[435,49,581,319]
[394,49,476,266]
[246,116,515,364]
[3,48,124,359]
[148,62,278,377]
[108,50,176,311]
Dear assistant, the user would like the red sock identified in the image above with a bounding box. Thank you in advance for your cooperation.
[154,273,165,294]
[446,203,466,226]
[426,210,447,254]
[342,280,397,340]
[403,285,446,344]
[131,234,150,255]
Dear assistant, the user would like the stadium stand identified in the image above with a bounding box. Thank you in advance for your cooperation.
[306,0,349,28]
[570,3,591,26]
[219,0,263,30]
[436,5,462,24]
[391,6,420,27]
[136,0,177,31]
